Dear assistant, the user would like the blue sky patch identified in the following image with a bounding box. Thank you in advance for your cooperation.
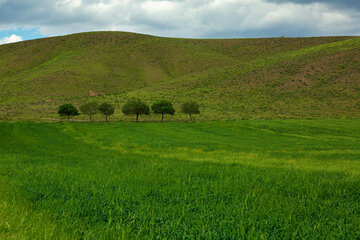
[0,27,45,41]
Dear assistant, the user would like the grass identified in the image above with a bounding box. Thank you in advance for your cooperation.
[0,32,359,120]
[1,120,360,239]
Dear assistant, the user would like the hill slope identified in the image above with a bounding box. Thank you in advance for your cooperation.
[0,32,359,120]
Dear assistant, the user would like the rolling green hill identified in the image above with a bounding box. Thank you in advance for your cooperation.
[0,32,359,120]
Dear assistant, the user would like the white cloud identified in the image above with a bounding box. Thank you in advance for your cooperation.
[0,0,359,38]
[0,34,22,45]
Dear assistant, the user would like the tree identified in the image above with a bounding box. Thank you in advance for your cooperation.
[181,101,200,121]
[151,100,175,121]
[122,98,150,122]
[58,103,79,120]
[80,102,98,121]
[98,102,115,122]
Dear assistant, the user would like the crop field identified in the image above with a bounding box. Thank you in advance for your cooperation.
[1,120,360,239]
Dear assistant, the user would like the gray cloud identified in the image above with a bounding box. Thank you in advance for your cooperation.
[267,0,360,10]
[0,0,359,38]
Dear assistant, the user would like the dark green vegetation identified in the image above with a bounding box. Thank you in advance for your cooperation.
[151,100,175,121]
[98,102,115,122]
[1,120,360,239]
[122,98,150,122]
[0,32,359,121]
[182,101,200,121]
[80,102,99,121]
[58,104,79,120]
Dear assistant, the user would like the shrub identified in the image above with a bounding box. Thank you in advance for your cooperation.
[181,101,200,121]
[122,98,150,122]
[58,104,79,120]
[98,102,115,122]
[151,100,175,121]
[80,102,98,121]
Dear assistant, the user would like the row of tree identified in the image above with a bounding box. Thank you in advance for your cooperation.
[58,98,200,122]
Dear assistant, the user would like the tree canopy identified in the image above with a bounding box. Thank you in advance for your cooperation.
[122,98,150,122]
[151,100,175,121]
[181,101,200,121]
[98,102,115,122]
[58,103,79,120]
[80,102,98,121]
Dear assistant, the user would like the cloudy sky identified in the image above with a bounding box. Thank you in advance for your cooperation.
[0,0,360,44]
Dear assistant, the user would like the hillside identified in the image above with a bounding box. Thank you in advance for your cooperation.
[0,32,359,120]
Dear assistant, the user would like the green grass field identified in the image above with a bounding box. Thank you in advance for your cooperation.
[1,120,360,239]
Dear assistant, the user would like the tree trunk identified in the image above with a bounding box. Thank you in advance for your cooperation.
[90,115,92,122]
[106,115,108,122]
[189,113,192,121]
[67,115,70,121]
[161,113,164,122]
[136,114,139,122]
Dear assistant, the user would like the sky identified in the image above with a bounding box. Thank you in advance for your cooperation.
[0,0,360,44]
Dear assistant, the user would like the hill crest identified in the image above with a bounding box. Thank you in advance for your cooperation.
[0,31,359,120]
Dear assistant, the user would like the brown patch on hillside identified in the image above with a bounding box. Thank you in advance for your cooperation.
[88,91,104,96]
[218,46,360,104]
[275,48,360,92]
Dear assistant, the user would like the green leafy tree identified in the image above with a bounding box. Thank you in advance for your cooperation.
[122,98,150,122]
[58,103,79,120]
[181,101,200,121]
[152,100,175,121]
[80,102,98,121]
[98,102,115,122]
